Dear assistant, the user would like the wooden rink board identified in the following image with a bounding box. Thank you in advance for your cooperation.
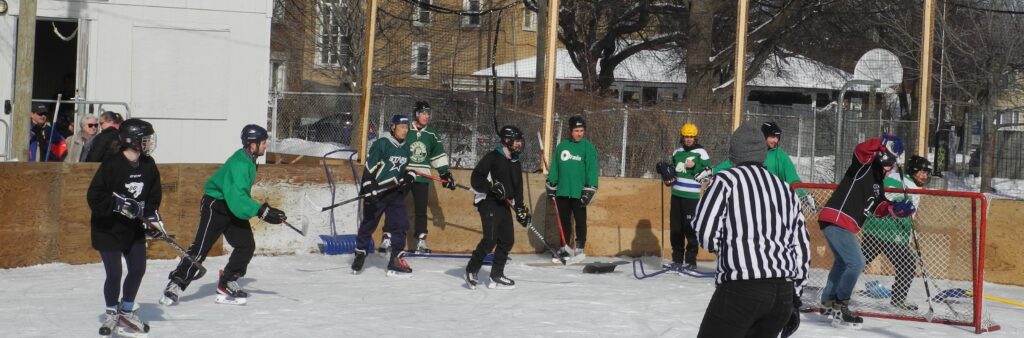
[0,162,1021,286]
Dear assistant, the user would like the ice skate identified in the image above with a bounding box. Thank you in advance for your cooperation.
[378,232,391,257]
[464,270,479,289]
[159,279,183,306]
[572,248,586,262]
[216,271,248,305]
[115,307,150,337]
[386,251,413,278]
[351,249,367,275]
[415,233,432,255]
[487,274,516,290]
[818,299,836,321]
[830,300,863,329]
[98,309,118,337]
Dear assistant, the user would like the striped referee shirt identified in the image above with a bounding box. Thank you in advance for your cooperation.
[692,163,810,294]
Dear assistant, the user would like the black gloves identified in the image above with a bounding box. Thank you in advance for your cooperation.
[581,187,597,206]
[781,293,802,338]
[440,172,456,190]
[143,214,166,239]
[258,203,287,224]
[112,192,144,219]
[545,181,557,198]
[655,161,675,182]
[398,171,417,191]
[490,181,508,200]
[515,205,531,228]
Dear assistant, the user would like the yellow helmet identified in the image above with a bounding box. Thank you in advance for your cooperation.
[680,123,698,137]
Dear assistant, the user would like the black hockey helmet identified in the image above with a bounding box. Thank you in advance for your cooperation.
[413,101,431,116]
[568,115,586,130]
[761,121,782,139]
[498,125,524,155]
[241,124,269,149]
[907,155,932,175]
[119,118,156,155]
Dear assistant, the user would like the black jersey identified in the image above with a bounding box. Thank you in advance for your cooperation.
[87,151,162,251]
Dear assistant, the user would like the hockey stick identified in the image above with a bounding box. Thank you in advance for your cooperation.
[320,185,399,211]
[631,258,715,280]
[281,220,305,236]
[142,220,207,279]
[526,220,568,265]
[416,172,472,191]
[536,132,574,260]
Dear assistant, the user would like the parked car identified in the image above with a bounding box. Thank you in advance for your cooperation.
[294,113,377,146]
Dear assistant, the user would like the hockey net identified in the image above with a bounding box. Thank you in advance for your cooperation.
[792,183,1000,334]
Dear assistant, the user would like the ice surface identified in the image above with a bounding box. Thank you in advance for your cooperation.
[1,254,1021,337]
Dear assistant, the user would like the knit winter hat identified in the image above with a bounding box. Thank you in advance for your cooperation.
[729,120,767,164]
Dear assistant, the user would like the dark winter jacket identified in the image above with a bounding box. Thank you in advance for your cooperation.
[87,151,162,251]
[818,138,894,234]
[471,146,524,208]
[84,127,119,163]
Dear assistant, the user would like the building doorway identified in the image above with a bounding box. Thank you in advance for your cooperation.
[33,19,79,136]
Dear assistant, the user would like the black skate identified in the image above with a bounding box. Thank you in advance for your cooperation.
[378,232,391,257]
[386,251,413,277]
[831,300,863,329]
[116,307,150,337]
[464,270,479,289]
[488,274,516,290]
[159,278,184,306]
[98,309,118,337]
[216,270,248,305]
[415,233,432,255]
[352,249,367,275]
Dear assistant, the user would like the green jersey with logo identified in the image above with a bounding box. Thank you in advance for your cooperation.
[404,124,450,184]
[547,138,599,198]
[365,133,410,186]
[862,172,919,245]
[670,144,710,199]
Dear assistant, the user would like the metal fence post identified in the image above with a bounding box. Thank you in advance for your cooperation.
[270,93,279,152]
[620,107,629,177]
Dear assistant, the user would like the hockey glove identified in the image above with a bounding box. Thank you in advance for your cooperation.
[891,200,916,218]
[143,214,167,239]
[693,167,713,183]
[581,187,597,206]
[514,205,532,228]
[439,172,456,190]
[258,203,287,224]
[545,181,557,198]
[780,294,802,338]
[655,161,675,182]
[490,181,508,200]
[398,171,417,191]
[112,192,144,219]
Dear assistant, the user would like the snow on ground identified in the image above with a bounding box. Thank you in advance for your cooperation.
[2,254,1022,337]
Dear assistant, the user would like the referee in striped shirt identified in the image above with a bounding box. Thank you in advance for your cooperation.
[692,120,810,338]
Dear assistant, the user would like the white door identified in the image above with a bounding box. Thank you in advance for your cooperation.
[0,16,18,160]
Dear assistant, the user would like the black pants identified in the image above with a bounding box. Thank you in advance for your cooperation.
[669,196,699,264]
[555,197,587,249]
[467,199,514,277]
[169,195,256,289]
[382,183,428,250]
[862,233,918,303]
[99,240,147,308]
[697,278,795,338]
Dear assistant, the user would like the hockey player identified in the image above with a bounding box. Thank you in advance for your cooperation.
[352,115,417,276]
[545,115,598,259]
[817,133,916,329]
[383,101,455,255]
[465,125,531,289]
[691,120,810,338]
[861,155,932,311]
[86,118,162,336]
[161,125,287,306]
[655,122,710,269]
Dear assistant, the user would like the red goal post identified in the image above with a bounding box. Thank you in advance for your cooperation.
[791,183,1000,334]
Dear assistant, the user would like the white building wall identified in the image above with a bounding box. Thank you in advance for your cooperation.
[0,0,272,163]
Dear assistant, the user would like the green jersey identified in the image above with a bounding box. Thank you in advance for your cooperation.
[547,138,599,198]
[862,172,919,245]
[670,144,711,199]
[365,133,410,186]
[404,123,450,184]
[204,149,262,219]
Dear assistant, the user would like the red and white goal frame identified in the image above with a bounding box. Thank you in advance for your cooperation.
[792,183,1000,334]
